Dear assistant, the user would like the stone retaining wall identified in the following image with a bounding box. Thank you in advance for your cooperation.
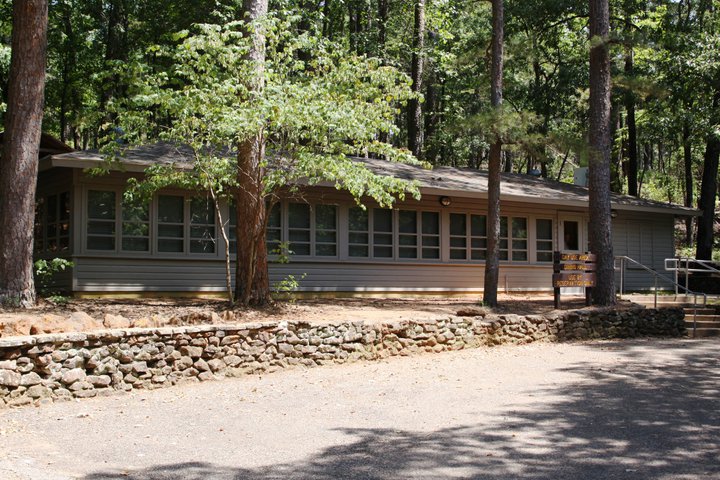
[0,307,684,408]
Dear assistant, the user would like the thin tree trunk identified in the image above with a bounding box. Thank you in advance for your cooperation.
[483,0,503,308]
[588,0,616,305]
[407,0,425,159]
[696,83,720,260]
[683,121,694,246]
[625,48,638,196]
[235,0,271,306]
[0,0,48,307]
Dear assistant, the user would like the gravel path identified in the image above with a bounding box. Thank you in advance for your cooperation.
[1,338,718,479]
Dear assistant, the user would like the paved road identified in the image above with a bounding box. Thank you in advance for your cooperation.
[1,338,718,479]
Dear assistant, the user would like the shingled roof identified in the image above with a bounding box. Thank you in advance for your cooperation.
[47,143,698,216]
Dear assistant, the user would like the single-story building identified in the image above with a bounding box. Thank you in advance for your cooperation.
[32,141,699,296]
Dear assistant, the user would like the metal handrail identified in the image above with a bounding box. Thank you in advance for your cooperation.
[665,257,720,295]
[615,255,707,336]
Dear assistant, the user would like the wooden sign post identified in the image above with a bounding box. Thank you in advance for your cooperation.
[553,252,597,308]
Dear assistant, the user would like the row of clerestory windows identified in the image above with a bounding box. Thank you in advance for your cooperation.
[82,189,555,263]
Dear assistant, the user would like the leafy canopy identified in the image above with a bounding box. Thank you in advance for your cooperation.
[112,14,424,207]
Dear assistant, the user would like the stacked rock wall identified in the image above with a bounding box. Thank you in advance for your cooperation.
[0,307,684,408]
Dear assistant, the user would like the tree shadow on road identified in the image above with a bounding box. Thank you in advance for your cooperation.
[84,339,720,480]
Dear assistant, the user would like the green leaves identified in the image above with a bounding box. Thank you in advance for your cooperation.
[114,13,421,207]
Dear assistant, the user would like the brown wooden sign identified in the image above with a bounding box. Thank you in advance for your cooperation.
[552,272,597,287]
[553,251,595,308]
[554,262,595,272]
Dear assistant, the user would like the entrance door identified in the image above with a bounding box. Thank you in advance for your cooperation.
[559,216,586,253]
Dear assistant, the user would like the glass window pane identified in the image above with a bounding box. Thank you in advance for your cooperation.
[47,194,58,222]
[190,197,215,225]
[471,250,486,260]
[59,192,71,220]
[158,195,183,223]
[349,232,368,244]
[422,248,440,259]
[315,205,336,230]
[450,213,466,236]
[399,234,417,246]
[537,219,552,240]
[422,212,439,235]
[289,230,311,243]
[398,211,417,233]
[349,207,368,231]
[159,225,183,238]
[87,221,115,235]
[316,244,337,256]
[349,245,369,257]
[88,191,115,220]
[374,233,392,245]
[450,249,466,260]
[512,218,528,239]
[471,215,486,236]
[513,251,528,261]
[289,203,310,229]
[268,203,281,228]
[191,226,215,239]
[537,252,553,262]
[292,244,311,256]
[512,240,527,250]
[422,235,439,247]
[123,222,149,236]
[87,236,115,250]
[374,246,392,258]
[500,217,508,237]
[159,239,183,252]
[190,240,215,254]
[373,209,392,233]
[399,247,417,259]
[122,238,149,251]
[316,231,336,243]
[450,237,466,248]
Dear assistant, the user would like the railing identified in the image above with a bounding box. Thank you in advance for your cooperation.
[665,257,720,295]
[615,255,707,336]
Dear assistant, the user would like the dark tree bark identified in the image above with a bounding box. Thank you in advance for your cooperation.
[696,83,720,260]
[235,0,271,306]
[0,0,49,307]
[683,121,694,246]
[407,0,425,159]
[588,0,616,305]
[483,0,503,308]
[625,48,638,197]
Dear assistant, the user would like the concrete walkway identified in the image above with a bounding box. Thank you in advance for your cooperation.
[0,338,718,479]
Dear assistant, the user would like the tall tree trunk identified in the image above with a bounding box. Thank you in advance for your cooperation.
[683,121,694,246]
[588,0,616,305]
[625,48,638,196]
[696,83,720,260]
[407,0,425,159]
[0,0,48,307]
[483,0,503,308]
[235,0,271,306]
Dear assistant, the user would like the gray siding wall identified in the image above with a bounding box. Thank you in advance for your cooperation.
[67,171,679,294]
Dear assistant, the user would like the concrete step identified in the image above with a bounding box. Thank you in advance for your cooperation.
[685,321,720,329]
[689,328,720,338]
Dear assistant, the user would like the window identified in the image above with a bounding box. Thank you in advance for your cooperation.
[266,203,281,254]
[315,205,337,256]
[373,209,393,258]
[421,211,440,259]
[35,192,71,253]
[536,219,553,262]
[228,202,237,254]
[190,197,216,254]
[398,210,418,258]
[449,213,487,260]
[157,195,184,253]
[348,207,369,257]
[87,190,116,250]
[511,217,528,261]
[288,203,311,256]
[122,200,150,252]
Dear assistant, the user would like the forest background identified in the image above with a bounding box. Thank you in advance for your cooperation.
[0,0,718,256]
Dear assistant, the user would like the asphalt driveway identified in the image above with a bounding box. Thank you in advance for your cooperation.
[0,338,718,479]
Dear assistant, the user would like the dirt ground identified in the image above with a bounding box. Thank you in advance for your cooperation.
[0,338,717,479]
[0,293,606,337]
